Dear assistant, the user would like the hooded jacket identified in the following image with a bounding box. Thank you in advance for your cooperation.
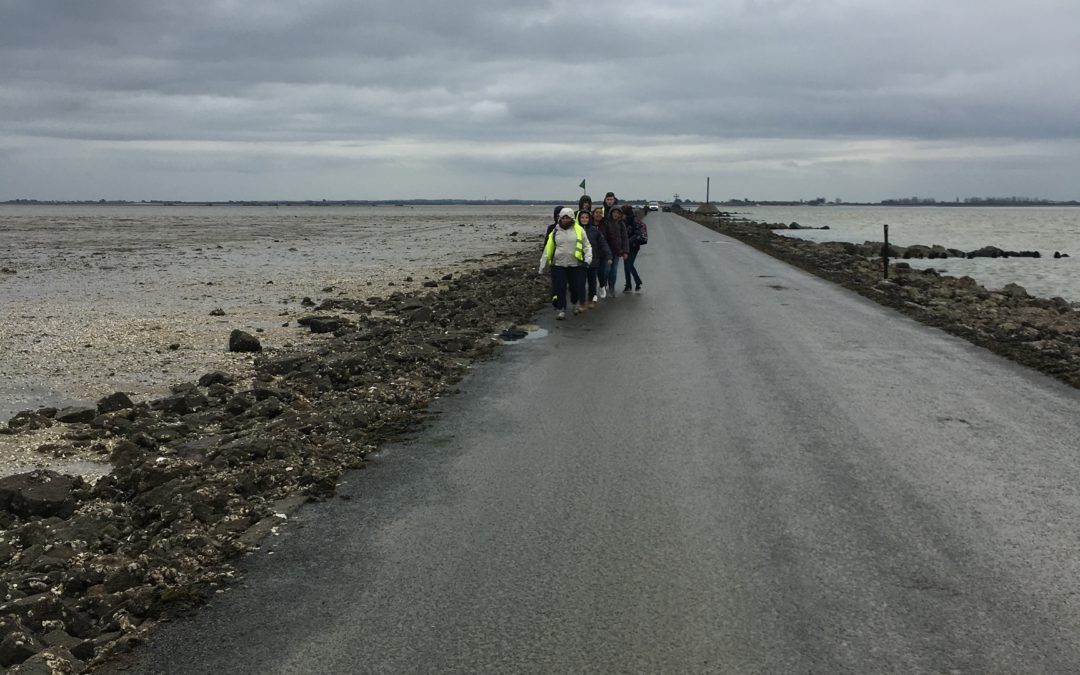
[546,205,564,239]
[539,222,592,270]
[582,219,611,269]
[623,208,644,252]
[600,215,629,258]
[601,197,619,224]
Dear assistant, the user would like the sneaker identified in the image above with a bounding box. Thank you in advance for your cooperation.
[573,305,584,315]
[591,295,598,303]
[635,284,642,292]
[556,310,565,320]
[598,287,607,299]
[623,285,632,293]
[607,286,616,297]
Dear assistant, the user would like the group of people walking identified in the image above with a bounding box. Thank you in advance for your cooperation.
[538,191,647,320]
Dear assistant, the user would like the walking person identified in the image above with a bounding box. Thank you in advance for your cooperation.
[539,207,593,320]
[579,208,611,309]
[621,204,645,292]
[601,191,618,221]
[591,206,609,298]
[546,204,564,239]
[577,194,593,221]
[601,204,630,297]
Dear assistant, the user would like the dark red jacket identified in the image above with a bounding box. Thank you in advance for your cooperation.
[600,219,629,257]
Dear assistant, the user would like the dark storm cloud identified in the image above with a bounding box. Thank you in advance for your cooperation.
[1,0,1078,199]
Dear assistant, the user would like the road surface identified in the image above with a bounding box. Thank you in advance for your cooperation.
[123,212,1080,673]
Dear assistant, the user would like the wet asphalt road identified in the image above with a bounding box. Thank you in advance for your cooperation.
[124,212,1080,673]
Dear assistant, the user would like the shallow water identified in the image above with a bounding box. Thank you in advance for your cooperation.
[738,206,1080,301]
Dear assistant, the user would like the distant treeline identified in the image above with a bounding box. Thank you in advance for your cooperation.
[720,197,1080,207]
[880,196,1080,206]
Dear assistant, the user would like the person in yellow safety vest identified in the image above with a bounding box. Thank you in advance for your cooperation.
[538,207,593,320]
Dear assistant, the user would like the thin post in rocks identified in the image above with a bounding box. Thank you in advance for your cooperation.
[882,223,890,279]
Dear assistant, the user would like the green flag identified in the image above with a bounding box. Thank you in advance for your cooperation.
[579,179,586,191]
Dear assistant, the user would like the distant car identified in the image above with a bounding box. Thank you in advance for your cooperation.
[647,201,659,211]
[661,204,671,212]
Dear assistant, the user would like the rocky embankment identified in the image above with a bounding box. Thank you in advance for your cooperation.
[0,250,547,672]
[680,211,1080,389]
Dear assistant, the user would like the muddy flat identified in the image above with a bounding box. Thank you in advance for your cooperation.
[0,204,541,476]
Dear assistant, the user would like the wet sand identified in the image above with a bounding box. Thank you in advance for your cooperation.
[0,204,543,476]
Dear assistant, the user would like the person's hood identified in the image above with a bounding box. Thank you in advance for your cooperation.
[557,207,576,227]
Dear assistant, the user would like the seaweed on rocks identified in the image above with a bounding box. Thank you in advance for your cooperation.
[0,249,548,672]
[678,211,1080,389]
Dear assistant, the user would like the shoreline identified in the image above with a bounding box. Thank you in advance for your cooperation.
[0,210,539,423]
[677,210,1080,390]
[0,205,545,474]
[0,251,533,481]
[0,247,548,671]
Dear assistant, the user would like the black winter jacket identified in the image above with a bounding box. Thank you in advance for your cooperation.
[584,224,611,269]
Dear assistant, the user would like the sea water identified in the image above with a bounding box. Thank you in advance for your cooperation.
[740,206,1079,302]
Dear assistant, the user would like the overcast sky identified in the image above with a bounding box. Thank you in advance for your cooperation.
[2,0,1077,202]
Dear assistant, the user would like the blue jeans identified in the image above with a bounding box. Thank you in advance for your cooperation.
[624,248,642,288]
[605,259,619,290]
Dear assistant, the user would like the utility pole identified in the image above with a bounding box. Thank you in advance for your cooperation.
[706,177,710,204]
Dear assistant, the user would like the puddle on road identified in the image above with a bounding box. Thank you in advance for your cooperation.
[500,324,548,343]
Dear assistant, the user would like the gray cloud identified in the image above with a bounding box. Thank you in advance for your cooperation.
[2,0,1078,200]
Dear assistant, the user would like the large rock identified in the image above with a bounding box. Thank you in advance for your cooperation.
[0,470,81,518]
[97,392,134,414]
[228,329,262,352]
[297,316,345,334]
[40,630,94,661]
[966,246,1040,259]
[6,410,55,431]
[1000,283,1030,298]
[903,245,933,259]
[7,646,84,674]
[150,392,210,416]
[406,306,434,323]
[198,371,234,387]
[0,629,42,668]
[966,246,1005,258]
[54,406,97,424]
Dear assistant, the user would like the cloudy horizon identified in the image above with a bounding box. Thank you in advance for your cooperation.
[2,0,1078,202]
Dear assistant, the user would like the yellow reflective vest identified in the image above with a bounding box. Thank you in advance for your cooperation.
[544,224,587,265]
